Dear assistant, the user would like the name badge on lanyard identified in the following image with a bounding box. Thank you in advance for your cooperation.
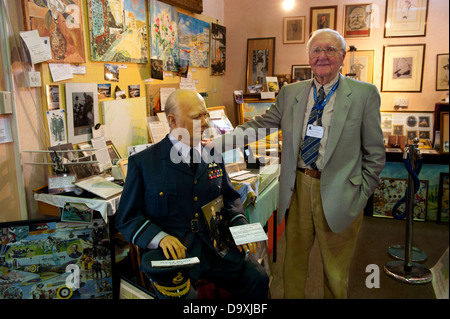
[306,124,324,138]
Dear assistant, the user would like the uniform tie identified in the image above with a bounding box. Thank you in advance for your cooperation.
[301,86,326,170]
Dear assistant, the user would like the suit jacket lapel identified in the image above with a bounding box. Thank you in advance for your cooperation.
[323,75,352,167]
[292,80,313,155]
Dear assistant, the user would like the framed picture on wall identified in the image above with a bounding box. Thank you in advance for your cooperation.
[245,37,276,92]
[381,44,425,92]
[22,0,86,63]
[343,3,372,38]
[283,16,305,44]
[291,65,313,82]
[342,50,374,83]
[65,83,99,145]
[436,54,449,91]
[310,6,337,33]
[384,0,429,37]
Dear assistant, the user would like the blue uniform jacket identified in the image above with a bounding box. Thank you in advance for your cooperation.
[115,135,248,279]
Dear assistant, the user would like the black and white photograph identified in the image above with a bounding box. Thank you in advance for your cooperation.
[46,85,60,110]
[46,109,67,146]
[65,83,99,144]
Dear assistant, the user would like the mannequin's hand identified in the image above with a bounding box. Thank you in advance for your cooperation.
[159,235,187,260]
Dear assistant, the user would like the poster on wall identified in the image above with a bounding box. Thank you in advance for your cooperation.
[87,0,148,63]
[178,13,210,68]
[149,0,179,71]
[0,217,114,299]
[22,0,86,63]
[210,23,226,75]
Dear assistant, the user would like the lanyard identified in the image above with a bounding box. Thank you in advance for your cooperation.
[313,80,339,111]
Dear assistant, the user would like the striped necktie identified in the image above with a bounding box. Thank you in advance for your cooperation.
[301,86,326,170]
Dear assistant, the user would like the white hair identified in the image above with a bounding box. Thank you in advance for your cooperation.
[307,28,346,52]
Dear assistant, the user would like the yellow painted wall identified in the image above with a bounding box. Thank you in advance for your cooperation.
[39,2,223,145]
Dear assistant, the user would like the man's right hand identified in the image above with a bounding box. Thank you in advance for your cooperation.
[159,235,187,260]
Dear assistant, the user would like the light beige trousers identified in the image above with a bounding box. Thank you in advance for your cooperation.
[283,171,363,299]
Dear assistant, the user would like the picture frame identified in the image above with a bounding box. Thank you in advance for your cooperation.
[437,172,449,223]
[384,0,429,37]
[291,65,313,83]
[236,96,276,125]
[381,44,425,92]
[440,112,449,154]
[372,177,428,221]
[65,83,99,145]
[380,111,434,147]
[343,3,372,38]
[342,50,374,83]
[283,16,305,44]
[436,54,449,91]
[21,0,86,63]
[87,0,148,63]
[310,6,337,33]
[210,22,226,75]
[246,38,276,92]
[0,216,115,299]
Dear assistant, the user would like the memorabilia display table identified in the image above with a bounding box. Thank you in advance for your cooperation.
[34,190,121,222]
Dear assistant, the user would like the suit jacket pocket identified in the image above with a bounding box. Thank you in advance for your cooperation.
[349,174,362,186]
[145,183,177,218]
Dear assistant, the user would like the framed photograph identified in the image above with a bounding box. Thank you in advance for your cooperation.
[437,173,449,223]
[46,109,67,146]
[0,216,114,299]
[384,0,429,37]
[440,112,449,154]
[380,111,434,146]
[65,83,99,145]
[291,65,313,82]
[436,54,449,91]
[381,44,425,92]
[342,50,374,83]
[310,6,337,33]
[283,16,305,44]
[372,177,428,221]
[22,0,86,63]
[343,3,372,38]
[246,38,276,92]
[210,22,226,75]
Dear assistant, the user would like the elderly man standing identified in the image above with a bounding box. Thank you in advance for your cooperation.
[116,89,268,299]
[212,29,385,298]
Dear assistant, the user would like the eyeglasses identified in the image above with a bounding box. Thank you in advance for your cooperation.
[309,46,342,58]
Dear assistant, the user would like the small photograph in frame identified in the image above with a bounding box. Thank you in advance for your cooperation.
[342,50,374,83]
[384,0,429,37]
[343,3,372,38]
[46,109,67,147]
[436,54,449,91]
[61,202,94,224]
[46,85,60,110]
[310,6,337,33]
[381,44,425,92]
[291,65,313,82]
[65,83,99,145]
[246,38,276,92]
[437,172,449,223]
[373,177,428,221]
[283,16,305,44]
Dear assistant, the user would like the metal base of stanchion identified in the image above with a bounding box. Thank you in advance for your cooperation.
[388,245,427,262]
[384,260,432,284]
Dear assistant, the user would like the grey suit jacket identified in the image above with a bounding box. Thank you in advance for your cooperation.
[217,75,385,233]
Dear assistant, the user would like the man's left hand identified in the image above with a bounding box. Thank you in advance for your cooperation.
[237,241,260,255]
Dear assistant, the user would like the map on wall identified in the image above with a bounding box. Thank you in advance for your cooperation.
[149,0,179,71]
[22,0,86,63]
[87,0,148,63]
[178,13,210,68]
